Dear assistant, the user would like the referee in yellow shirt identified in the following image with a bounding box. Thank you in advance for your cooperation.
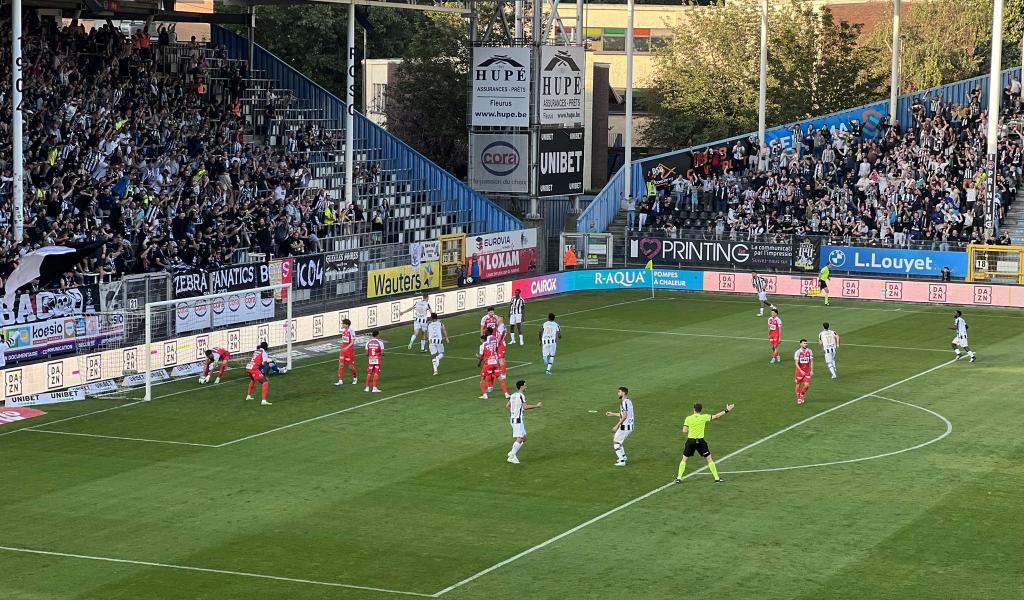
[675,402,735,484]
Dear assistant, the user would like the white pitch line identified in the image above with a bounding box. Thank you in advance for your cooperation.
[0,398,151,439]
[703,394,953,475]
[652,293,1024,318]
[560,325,949,354]
[448,296,652,341]
[0,545,433,597]
[432,358,958,597]
[22,429,218,448]
[215,363,534,448]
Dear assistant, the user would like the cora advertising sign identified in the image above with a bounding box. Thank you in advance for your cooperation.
[469,133,529,193]
[820,245,968,278]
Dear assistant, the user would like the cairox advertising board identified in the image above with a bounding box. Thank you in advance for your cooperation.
[469,133,529,193]
[821,246,968,278]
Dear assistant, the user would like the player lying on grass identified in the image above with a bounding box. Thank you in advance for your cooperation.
[199,347,230,384]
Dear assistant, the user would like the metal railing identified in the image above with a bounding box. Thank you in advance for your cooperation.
[582,66,1024,234]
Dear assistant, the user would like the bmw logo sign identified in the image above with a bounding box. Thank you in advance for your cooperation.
[828,249,846,267]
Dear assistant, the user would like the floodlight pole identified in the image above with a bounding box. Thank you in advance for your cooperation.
[12,0,24,242]
[247,5,256,70]
[575,0,583,45]
[757,0,768,148]
[345,3,356,211]
[515,0,524,41]
[888,0,900,122]
[986,0,1004,239]
[623,0,634,208]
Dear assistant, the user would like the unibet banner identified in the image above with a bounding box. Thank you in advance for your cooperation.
[367,262,441,299]
[538,128,585,197]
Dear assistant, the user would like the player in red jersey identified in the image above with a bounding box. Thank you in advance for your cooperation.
[793,339,813,405]
[200,347,230,384]
[480,307,499,336]
[477,329,508,400]
[245,342,272,405]
[364,330,384,393]
[767,309,783,364]
[495,317,509,380]
[335,318,359,386]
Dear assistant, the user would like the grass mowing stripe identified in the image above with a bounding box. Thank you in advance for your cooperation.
[215,362,534,447]
[432,358,958,597]
[560,325,950,353]
[22,429,219,447]
[0,545,434,597]
[709,395,953,475]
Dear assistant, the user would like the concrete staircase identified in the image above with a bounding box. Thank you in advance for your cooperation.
[1002,190,1024,245]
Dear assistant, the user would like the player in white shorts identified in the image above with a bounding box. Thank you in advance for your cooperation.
[426,313,450,376]
[606,386,635,467]
[540,313,561,375]
[817,322,840,379]
[506,380,542,464]
[751,271,777,317]
[508,289,526,345]
[401,293,432,352]
[950,310,976,362]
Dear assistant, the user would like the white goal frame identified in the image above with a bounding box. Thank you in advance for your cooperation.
[144,283,293,401]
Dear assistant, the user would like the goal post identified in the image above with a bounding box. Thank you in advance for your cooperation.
[143,283,293,401]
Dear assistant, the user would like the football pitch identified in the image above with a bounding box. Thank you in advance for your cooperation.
[2,290,1023,600]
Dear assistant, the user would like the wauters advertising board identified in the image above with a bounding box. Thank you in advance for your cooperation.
[465,230,539,280]
[468,133,529,193]
[367,262,441,299]
[471,47,530,127]
[538,46,584,126]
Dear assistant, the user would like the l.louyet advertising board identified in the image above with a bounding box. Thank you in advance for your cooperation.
[538,128,584,197]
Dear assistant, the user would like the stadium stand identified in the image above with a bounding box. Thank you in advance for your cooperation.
[0,14,519,292]
[595,72,1024,250]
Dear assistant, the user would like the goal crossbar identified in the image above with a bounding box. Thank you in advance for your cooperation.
[144,283,293,401]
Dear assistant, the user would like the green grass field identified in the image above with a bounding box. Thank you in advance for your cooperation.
[2,290,1023,600]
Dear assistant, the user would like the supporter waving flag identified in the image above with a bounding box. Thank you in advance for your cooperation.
[2,243,102,309]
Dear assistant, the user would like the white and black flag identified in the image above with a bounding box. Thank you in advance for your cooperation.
[2,243,103,310]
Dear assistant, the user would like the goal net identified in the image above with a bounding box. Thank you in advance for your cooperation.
[74,311,145,399]
[141,283,293,401]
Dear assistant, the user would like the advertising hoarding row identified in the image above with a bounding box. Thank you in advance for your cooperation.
[0,286,124,365]
[465,229,539,281]
[820,245,968,278]
[629,237,820,273]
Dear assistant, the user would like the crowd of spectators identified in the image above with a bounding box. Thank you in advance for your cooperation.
[0,14,372,292]
[634,81,1024,248]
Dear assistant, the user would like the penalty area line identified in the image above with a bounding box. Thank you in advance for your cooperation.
[432,358,958,597]
[0,545,434,597]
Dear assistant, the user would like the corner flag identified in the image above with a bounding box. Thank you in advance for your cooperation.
[645,259,654,270]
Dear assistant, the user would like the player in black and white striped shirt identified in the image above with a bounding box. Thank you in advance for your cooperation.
[508,288,526,345]
[606,387,635,467]
[751,271,777,317]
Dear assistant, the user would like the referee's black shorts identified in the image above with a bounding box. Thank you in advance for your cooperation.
[818,278,829,291]
[683,438,711,458]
